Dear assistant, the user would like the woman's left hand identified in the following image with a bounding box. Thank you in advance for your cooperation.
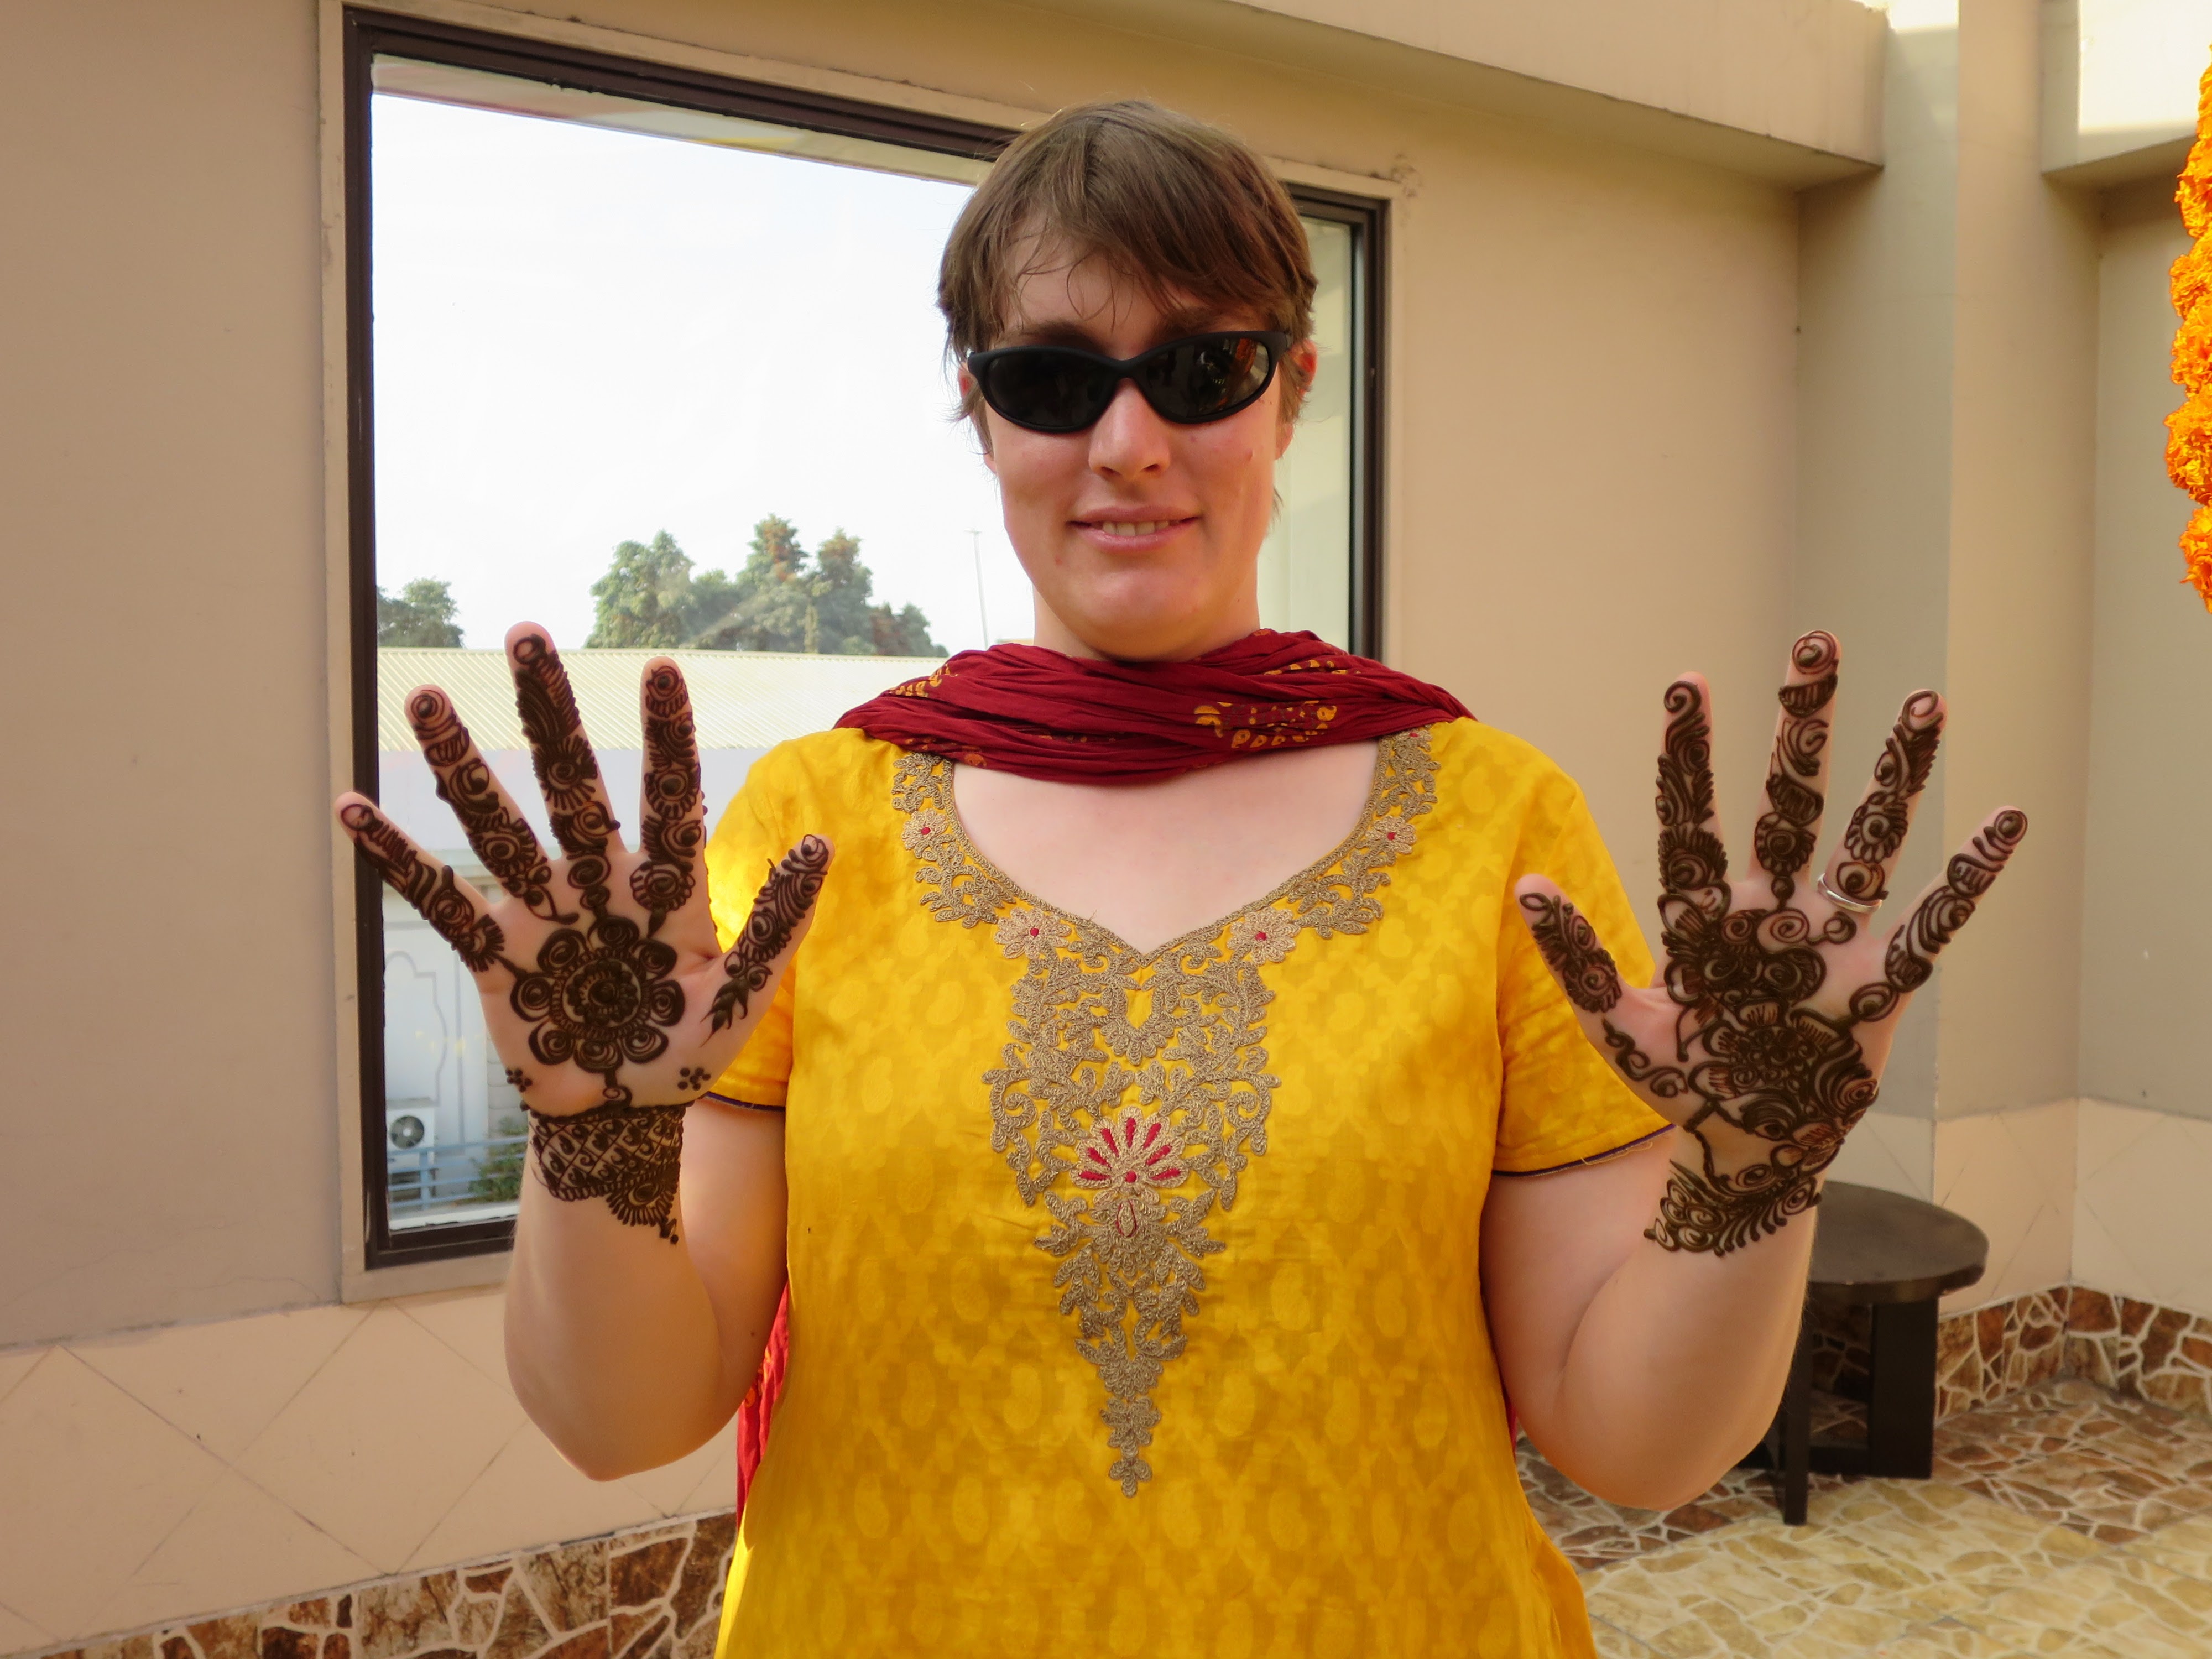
[1514,631,2027,1256]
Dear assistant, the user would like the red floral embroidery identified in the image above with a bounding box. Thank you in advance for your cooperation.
[1076,1113,1186,1235]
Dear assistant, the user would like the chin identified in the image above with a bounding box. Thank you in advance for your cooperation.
[1051,587,1232,661]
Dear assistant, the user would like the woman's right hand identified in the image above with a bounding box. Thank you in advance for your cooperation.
[335,622,831,1122]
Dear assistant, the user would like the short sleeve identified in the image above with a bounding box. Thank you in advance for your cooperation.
[701,753,800,1110]
[1493,780,1671,1175]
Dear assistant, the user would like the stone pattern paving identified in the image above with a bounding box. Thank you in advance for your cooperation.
[1535,1376,2212,1656]
[24,1516,734,1659]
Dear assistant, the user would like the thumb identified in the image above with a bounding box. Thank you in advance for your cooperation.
[709,835,834,1034]
[1512,875,1628,1015]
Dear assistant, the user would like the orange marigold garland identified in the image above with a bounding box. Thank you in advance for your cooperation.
[2168,54,2212,607]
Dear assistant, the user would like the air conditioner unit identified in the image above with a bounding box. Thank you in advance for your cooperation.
[385,1105,438,1158]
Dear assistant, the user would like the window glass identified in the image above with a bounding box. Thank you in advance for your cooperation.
[361,57,1374,1248]
[1256,216,1354,645]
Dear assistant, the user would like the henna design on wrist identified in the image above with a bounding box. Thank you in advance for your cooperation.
[709,836,833,1032]
[1519,892,1625,1013]
[529,1101,688,1243]
[407,688,564,920]
[1828,691,1942,906]
[1750,632,1837,902]
[630,662,705,931]
[341,801,506,970]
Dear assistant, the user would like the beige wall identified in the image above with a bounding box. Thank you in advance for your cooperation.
[1795,0,2098,1124]
[0,0,339,1348]
[2080,179,2210,1113]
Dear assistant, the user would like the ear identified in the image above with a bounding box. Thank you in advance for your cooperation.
[958,366,997,467]
[1275,339,1321,460]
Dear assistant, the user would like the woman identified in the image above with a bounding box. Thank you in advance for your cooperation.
[337,101,2026,1657]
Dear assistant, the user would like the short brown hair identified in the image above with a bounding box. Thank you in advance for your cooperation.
[940,100,1317,424]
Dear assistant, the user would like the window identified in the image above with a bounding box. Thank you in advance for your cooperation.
[343,11,1385,1266]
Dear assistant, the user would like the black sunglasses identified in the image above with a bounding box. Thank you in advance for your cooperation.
[966,330,1292,433]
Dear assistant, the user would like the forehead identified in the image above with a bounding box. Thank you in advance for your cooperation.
[998,238,1244,347]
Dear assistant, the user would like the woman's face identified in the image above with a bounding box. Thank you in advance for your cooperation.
[971,250,1313,662]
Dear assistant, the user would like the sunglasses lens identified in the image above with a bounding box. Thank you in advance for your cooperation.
[977,352,1115,432]
[1142,335,1274,421]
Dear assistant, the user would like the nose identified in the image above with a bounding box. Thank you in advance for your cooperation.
[1086,377,1171,480]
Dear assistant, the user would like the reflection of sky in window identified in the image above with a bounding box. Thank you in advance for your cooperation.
[371,94,1027,652]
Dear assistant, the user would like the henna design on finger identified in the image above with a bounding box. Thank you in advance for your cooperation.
[709,836,833,1032]
[342,801,505,971]
[1750,632,1838,902]
[1519,892,1625,1013]
[1847,809,2031,1024]
[1657,679,1728,897]
[630,662,705,932]
[1829,691,1942,906]
[407,688,565,921]
[529,1102,687,1243]
[512,634,619,911]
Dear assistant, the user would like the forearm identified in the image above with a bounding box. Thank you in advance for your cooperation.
[1483,1135,1816,1510]
[1540,1178,1815,1507]
[505,1103,787,1479]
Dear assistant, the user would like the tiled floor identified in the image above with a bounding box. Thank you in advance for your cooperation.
[1523,1376,2212,1656]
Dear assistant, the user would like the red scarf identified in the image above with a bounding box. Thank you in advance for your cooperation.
[733,630,1470,1511]
[832,629,1472,782]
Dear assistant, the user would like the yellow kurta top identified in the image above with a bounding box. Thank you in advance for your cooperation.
[703,718,1665,1658]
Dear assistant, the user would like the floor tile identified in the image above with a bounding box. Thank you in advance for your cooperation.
[1807,1478,2106,1596]
[1934,1376,2212,1486]
[1860,1616,2107,1657]
[1954,1551,2212,1657]
[1581,1532,1910,1658]
[1953,1445,2212,1543]
[1587,1617,1658,1656]
[2121,1509,2212,1578]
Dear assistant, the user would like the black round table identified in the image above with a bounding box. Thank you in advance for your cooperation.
[1746,1180,1989,1523]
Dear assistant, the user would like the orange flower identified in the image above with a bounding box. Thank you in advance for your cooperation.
[2177,305,2212,392]
[2180,135,2212,241]
[2166,393,2212,500]
[2175,243,2212,320]
[2183,505,2212,612]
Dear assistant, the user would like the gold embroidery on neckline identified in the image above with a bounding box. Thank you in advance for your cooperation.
[892,728,1439,1495]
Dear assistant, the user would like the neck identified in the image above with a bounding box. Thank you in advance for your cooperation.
[1028,595,1264,664]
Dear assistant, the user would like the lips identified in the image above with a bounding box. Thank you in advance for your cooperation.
[1073,513,1199,542]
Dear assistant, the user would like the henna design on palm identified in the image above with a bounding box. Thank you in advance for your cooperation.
[337,628,832,1233]
[1516,633,2026,1257]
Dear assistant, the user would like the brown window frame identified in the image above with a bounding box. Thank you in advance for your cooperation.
[341,5,1387,1267]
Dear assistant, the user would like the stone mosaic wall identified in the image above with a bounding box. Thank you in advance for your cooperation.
[2067,1287,2212,1418]
[17,1514,733,1659]
[1811,1285,2211,1425]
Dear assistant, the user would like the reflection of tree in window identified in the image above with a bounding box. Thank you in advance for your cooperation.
[587,521,946,656]
[377,577,465,645]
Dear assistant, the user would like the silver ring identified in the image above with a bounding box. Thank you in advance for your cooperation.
[1815,871,1880,914]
